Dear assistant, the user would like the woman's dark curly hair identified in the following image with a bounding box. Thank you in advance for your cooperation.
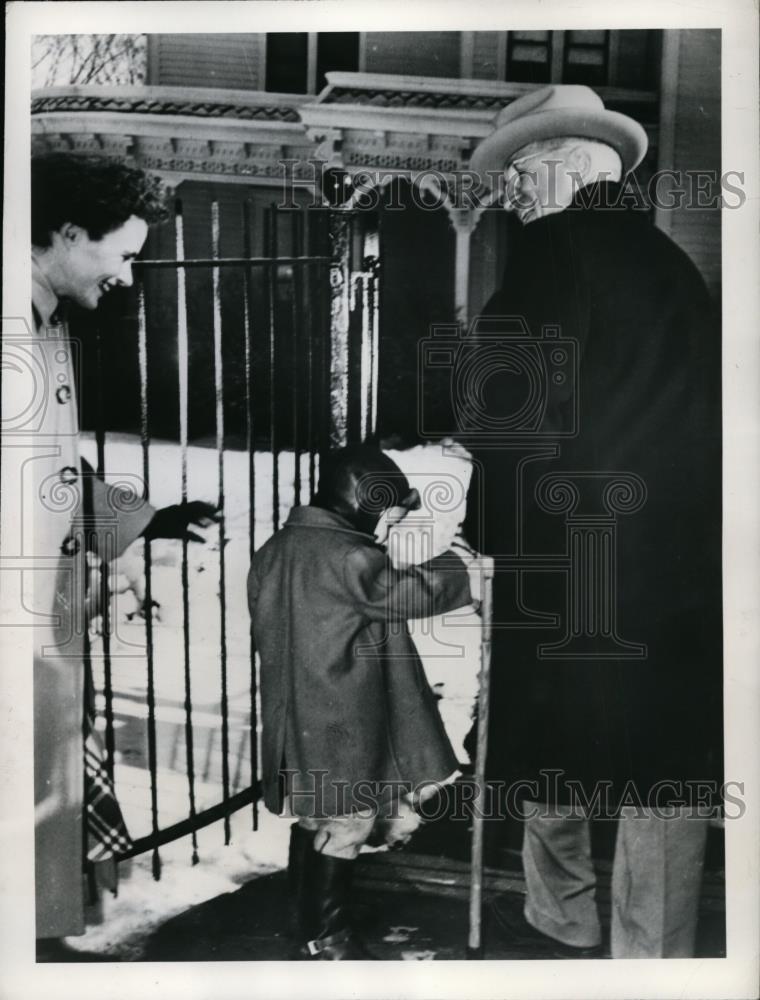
[32,153,170,246]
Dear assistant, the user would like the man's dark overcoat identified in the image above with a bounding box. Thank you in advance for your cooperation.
[465,182,723,806]
[248,505,472,817]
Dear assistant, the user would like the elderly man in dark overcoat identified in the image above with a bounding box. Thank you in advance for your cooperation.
[464,86,722,957]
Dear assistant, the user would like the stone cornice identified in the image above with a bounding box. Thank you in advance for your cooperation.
[301,73,657,177]
[32,84,316,187]
[31,76,659,186]
[32,84,313,121]
[318,71,659,112]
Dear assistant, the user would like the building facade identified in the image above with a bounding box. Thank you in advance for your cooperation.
[32,29,721,441]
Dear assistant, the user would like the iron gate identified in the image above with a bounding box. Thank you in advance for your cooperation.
[85,198,380,877]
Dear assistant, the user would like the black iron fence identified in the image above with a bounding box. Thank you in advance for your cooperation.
[84,199,380,876]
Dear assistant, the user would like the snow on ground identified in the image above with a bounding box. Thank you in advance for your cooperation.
[68,434,482,955]
[67,808,293,959]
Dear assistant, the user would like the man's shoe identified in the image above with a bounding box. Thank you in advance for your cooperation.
[489,895,604,959]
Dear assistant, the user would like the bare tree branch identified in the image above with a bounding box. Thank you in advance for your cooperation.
[32,33,147,88]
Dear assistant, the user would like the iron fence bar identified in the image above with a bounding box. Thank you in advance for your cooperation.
[175,199,200,865]
[242,199,259,831]
[135,256,331,269]
[364,221,381,439]
[94,329,107,479]
[137,283,162,881]
[356,270,372,443]
[96,205,357,859]
[348,211,357,444]
[211,200,232,846]
[266,205,280,532]
[93,325,115,779]
[82,624,92,883]
[98,535,116,774]
[369,260,380,437]
[374,208,384,437]
[305,210,317,499]
[291,209,303,505]
[119,783,260,860]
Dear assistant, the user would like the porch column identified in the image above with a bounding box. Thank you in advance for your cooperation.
[655,30,681,235]
[448,207,486,326]
[328,210,351,447]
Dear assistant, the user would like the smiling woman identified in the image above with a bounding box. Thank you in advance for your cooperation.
[36,216,148,310]
[31,153,168,246]
[31,155,169,311]
[28,153,177,944]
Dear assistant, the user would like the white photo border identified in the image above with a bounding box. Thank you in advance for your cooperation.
[3,2,758,998]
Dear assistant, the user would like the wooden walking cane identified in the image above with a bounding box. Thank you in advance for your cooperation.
[467,555,495,959]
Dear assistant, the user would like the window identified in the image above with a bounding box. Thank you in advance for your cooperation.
[315,32,360,91]
[265,33,309,93]
[265,32,359,94]
[506,30,553,84]
[504,30,661,91]
[563,30,608,87]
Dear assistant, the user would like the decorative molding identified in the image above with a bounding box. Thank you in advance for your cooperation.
[32,93,303,123]
[345,151,462,174]
[305,71,659,175]
[319,71,658,109]
[31,75,659,186]
[324,86,518,112]
[305,127,345,167]
[300,101,497,138]
[32,130,318,188]
[36,83,310,104]
[32,85,315,187]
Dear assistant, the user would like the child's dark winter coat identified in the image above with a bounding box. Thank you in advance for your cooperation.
[249,505,472,818]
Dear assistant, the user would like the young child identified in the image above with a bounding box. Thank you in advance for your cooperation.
[248,444,477,960]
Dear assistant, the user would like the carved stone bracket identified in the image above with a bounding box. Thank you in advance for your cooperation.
[305,127,345,169]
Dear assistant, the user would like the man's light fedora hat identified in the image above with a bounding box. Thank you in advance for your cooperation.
[470,84,648,177]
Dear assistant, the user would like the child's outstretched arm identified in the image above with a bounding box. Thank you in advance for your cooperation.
[343,544,472,623]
